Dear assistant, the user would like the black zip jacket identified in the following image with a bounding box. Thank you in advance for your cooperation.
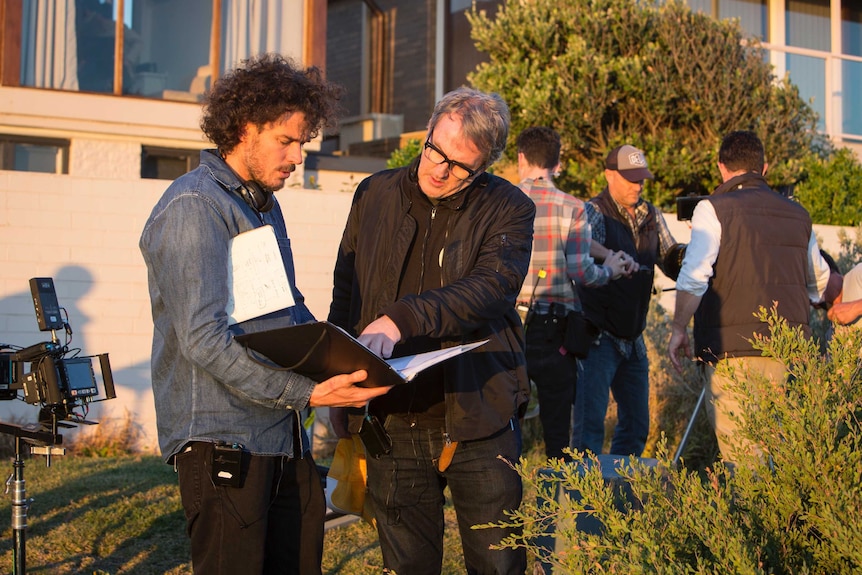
[328,158,535,442]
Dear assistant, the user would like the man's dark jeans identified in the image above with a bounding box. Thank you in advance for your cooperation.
[525,312,580,459]
[176,441,325,575]
[366,414,526,575]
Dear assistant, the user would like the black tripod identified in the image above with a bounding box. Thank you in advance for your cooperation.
[1,420,64,575]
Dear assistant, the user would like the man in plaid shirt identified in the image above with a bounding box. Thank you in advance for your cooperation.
[515,127,632,459]
[573,144,677,457]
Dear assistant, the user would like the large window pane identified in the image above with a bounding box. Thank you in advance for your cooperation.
[786,0,830,51]
[843,60,862,137]
[687,0,711,15]
[787,53,826,131]
[686,0,767,40]
[20,0,81,90]
[720,0,768,40]
[125,0,212,100]
[220,1,302,75]
[844,2,862,57]
[75,0,118,92]
[841,4,862,137]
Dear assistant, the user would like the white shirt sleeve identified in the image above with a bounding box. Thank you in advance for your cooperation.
[807,231,831,303]
[676,200,720,297]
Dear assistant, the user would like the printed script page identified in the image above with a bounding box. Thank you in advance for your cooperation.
[226,225,295,325]
[386,340,489,381]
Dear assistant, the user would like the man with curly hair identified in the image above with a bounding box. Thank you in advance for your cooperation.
[139,54,390,575]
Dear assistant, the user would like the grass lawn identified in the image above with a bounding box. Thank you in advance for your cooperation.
[0,446,543,574]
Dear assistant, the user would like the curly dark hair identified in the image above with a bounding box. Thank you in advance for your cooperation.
[200,53,345,154]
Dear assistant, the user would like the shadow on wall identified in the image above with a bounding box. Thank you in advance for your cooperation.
[0,265,156,451]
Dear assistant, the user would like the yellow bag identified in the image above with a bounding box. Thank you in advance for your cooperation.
[327,435,375,526]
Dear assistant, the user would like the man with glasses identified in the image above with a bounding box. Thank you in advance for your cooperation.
[572,144,678,457]
[328,87,534,574]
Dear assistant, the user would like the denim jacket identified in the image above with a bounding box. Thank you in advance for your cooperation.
[140,150,316,462]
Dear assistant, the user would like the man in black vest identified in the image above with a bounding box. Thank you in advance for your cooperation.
[573,145,678,456]
[668,130,830,460]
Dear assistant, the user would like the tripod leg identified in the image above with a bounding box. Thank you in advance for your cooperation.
[673,384,707,467]
[10,436,27,575]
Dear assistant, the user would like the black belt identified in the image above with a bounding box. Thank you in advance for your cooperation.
[517,300,569,318]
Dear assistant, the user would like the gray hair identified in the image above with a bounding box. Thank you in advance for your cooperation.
[427,87,510,168]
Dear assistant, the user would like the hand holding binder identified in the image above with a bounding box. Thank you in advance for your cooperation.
[235,321,487,388]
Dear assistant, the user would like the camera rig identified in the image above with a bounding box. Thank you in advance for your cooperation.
[0,277,116,426]
[1,277,116,575]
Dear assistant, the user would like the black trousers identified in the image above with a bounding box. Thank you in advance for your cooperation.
[175,442,325,575]
[525,312,580,459]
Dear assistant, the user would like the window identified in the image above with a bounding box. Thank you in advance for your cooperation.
[141,146,200,180]
[0,135,69,173]
[7,0,304,101]
[843,3,862,136]
[785,0,831,131]
[787,0,830,51]
[688,0,768,40]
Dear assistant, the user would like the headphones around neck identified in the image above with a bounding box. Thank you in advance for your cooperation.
[238,180,274,213]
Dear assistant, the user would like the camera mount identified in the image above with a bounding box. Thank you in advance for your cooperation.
[1,277,116,574]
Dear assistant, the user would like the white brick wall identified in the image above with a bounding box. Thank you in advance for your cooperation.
[0,164,856,453]
[70,140,142,179]
[0,168,353,452]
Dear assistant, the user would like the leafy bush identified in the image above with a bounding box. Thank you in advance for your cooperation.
[386,138,421,169]
[466,0,820,210]
[794,149,862,227]
[480,307,862,573]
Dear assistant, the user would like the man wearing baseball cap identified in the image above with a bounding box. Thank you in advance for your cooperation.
[572,144,678,456]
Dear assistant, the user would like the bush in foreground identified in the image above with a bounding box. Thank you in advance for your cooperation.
[481,307,862,574]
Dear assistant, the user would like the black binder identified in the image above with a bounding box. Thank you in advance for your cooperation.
[234,321,406,388]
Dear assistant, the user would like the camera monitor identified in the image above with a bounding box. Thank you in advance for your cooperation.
[59,357,98,399]
[29,278,64,332]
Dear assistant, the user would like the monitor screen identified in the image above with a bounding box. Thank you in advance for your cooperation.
[62,357,98,398]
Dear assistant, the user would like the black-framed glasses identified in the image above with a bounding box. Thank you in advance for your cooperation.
[423,139,478,181]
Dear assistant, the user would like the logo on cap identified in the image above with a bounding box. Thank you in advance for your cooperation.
[628,151,646,167]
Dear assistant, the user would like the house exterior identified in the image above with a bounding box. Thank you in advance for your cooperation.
[0,0,857,451]
[327,0,862,156]
[0,0,346,450]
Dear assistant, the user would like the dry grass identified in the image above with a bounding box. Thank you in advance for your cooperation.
[66,409,144,457]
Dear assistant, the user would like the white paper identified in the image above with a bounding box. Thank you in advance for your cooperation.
[226,225,295,325]
[385,339,489,382]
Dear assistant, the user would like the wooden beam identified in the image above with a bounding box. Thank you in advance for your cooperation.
[211,0,221,82]
[0,0,22,86]
[114,0,125,94]
[304,0,327,70]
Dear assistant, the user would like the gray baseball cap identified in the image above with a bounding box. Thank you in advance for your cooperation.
[605,145,654,182]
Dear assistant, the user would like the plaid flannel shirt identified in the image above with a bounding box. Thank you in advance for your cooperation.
[517,178,611,312]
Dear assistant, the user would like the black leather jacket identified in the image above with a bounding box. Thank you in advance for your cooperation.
[328,159,535,442]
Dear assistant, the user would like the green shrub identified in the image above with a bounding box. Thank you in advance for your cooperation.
[480,307,862,573]
[467,0,819,209]
[386,138,421,169]
[794,148,862,227]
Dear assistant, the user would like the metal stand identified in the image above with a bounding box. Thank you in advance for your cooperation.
[672,384,707,467]
[1,421,64,575]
